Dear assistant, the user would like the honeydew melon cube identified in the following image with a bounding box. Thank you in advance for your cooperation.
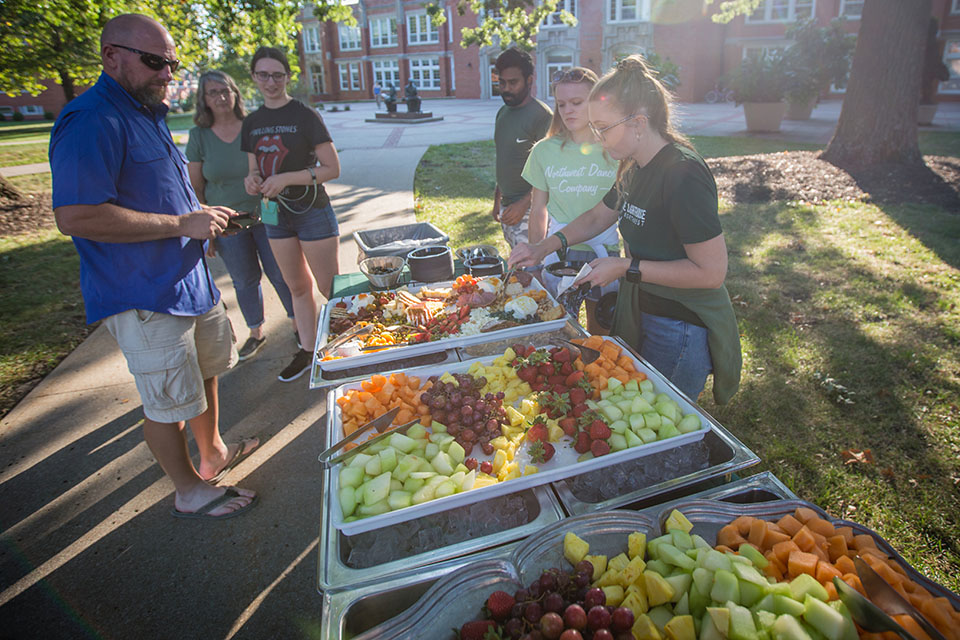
[648,605,675,632]
[689,582,710,619]
[670,528,694,549]
[608,433,628,452]
[739,578,765,608]
[631,395,655,414]
[733,564,768,588]
[600,390,614,401]
[426,474,449,487]
[674,593,691,616]
[738,543,769,569]
[362,471,392,506]
[447,441,465,465]
[607,377,623,392]
[802,595,856,640]
[363,452,383,475]
[405,423,427,440]
[454,463,469,474]
[411,484,436,504]
[660,544,696,570]
[692,568,714,595]
[772,614,814,640]
[700,612,726,640]
[711,569,740,605]
[756,611,778,631]
[656,401,679,423]
[602,404,624,422]
[585,554,608,580]
[644,571,676,607]
[654,392,672,404]
[634,614,663,640]
[692,534,712,550]
[425,442,440,460]
[754,594,777,614]
[665,574,692,602]
[357,499,391,517]
[726,552,751,565]
[460,469,476,491]
[648,533,673,557]
[348,452,373,468]
[827,601,858,640]
[703,549,734,572]
[378,447,398,473]
[644,413,662,430]
[430,421,447,433]
[339,486,357,517]
[429,432,454,447]
[403,476,425,493]
[629,413,647,431]
[624,379,640,392]
[339,466,365,489]
[636,428,658,443]
[625,428,645,448]
[393,454,422,482]
[387,490,412,510]
[678,414,703,434]
[610,419,629,434]
[727,602,759,640]
[773,595,806,618]
[586,399,599,410]
[449,470,465,486]
[645,559,671,579]
[767,583,793,598]
[388,432,418,453]
[389,478,403,492]
[434,480,457,498]
[658,423,681,440]
[707,607,731,636]
[365,441,387,455]
[409,470,436,479]
[616,399,635,414]
[622,390,640,399]
[642,390,658,405]
[789,574,829,603]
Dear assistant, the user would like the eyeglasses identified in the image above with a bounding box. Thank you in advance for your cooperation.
[205,89,232,99]
[588,113,644,142]
[254,71,288,83]
[552,68,587,85]
[110,43,179,73]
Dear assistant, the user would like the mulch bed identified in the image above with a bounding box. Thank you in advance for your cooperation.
[2,152,957,239]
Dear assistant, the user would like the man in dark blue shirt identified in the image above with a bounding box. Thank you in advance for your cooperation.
[50,14,258,520]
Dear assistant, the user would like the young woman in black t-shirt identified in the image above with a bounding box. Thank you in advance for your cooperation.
[242,47,341,383]
[509,56,741,404]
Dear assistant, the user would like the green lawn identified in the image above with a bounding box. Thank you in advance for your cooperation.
[0,142,49,167]
[413,140,960,593]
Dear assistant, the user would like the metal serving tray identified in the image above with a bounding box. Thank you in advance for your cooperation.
[659,497,960,609]
[317,472,795,640]
[313,276,567,373]
[309,345,459,390]
[325,339,712,536]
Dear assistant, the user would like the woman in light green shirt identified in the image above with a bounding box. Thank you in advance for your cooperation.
[186,70,295,361]
[520,67,620,333]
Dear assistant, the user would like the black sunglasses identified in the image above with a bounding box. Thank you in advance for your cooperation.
[110,43,180,73]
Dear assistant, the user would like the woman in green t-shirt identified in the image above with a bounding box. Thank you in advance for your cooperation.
[521,67,619,334]
[509,56,741,403]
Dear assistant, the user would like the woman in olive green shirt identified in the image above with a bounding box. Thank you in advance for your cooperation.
[186,71,295,361]
[509,56,741,403]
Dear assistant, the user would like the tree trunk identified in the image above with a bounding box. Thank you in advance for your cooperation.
[58,68,76,103]
[821,0,929,168]
[0,174,24,201]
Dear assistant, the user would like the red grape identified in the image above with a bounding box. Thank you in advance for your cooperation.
[563,604,587,630]
[540,612,564,639]
[543,592,564,613]
[524,601,543,623]
[593,630,614,640]
[504,618,524,639]
[611,607,635,632]
[558,631,583,640]
[584,588,606,609]
[587,605,611,631]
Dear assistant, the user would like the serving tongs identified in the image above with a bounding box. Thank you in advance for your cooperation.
[318,406,400,465]
[323,417,422,467]
[316,323,377,358]
[558,338,602,365]
[833,577,918,640]
[493,265,518,305]
[855,557,948,640]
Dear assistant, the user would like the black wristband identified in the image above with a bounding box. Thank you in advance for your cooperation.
[626,257,642,284]
[553,231,568,259]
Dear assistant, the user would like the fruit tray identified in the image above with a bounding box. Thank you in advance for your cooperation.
[319,473,797,640]
[313,276,568,372]
[326,348,714,536]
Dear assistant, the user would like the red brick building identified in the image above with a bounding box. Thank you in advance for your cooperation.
[296,0,960,104]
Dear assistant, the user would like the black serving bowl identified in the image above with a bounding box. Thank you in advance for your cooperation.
[464,256,504,277]
[407,245,454,283]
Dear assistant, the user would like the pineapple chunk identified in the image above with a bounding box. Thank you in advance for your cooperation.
[628,531,648,560]
[547,424,564,442]
[490,436,510,451]
[502,347,516,361]
[585,555,608,581]
[524,464,539,475]
[506,406,525,427]
[472,473,498,489]
[644,571,676,607]
[664,615,696,640]
[467,362,482,374]
[622,590,649,616]
[499,462,521,481]
[664,509,694,534]
[520,397,538,415]
[492,449,507,473]
[609,552,631,572]
[602,585,625,607]
[621,555,648,586]
[563,532,590,566]
[632,614,663,640]
[595,569,622,588]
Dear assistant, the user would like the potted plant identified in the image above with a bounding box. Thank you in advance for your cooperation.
[782,19,855,121]
[728,52,788,132]
[920,17,950,126]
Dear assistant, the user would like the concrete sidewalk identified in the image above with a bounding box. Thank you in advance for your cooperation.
[1,97,958,640]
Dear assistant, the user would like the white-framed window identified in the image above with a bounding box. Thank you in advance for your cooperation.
[0,106,14,117]
[545,51,574,84]
[544,0,577,27]
[20,105,43,116]
[372,59,401,90]
[369,16,398,47]
[310,64,325,94]
[746,0,814,23]
[838,0,862,19]
[407,13,439,45]
[303,26,321,53]
[952,0,960,14]
[943,38,960,93]
[448,8,454,42]
[742,45,787,61]
[409,57,441,90]
[338,24,361,51]
[609,0,647,23]
[338,62,362,90]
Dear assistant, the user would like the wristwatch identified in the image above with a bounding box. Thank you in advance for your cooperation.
[626,257,642,284]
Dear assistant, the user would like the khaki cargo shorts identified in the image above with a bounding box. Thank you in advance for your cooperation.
[104,301,237,423]
[499,206,531,250]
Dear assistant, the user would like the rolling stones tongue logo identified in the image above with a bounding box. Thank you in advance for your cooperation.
[256,134,289,177]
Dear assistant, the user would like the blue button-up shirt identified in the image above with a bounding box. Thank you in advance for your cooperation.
[50,73,219,324]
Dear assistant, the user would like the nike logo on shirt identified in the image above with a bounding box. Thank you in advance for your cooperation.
[516,138,528,144]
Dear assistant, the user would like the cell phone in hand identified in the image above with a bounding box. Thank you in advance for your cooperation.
[225,212,260,232]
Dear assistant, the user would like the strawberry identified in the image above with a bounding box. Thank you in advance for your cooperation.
[530,441,556,463]
[517,366,537,383]
[553,347,571,363]
[539,363,555,376]
[552,384,568,396]
[511,343,526,356]
[559,361,574,376]
[486,590,515,621]
[571,402,589,418]
[568,387,587,406]
[525,345,537,357]
[460,619,497,640]
[565,370,585,387]
[591,439,611,457]
[589,421,612,441]
[574,431,593,454]
[527,422,549,443]
[559,417,578,437]
[546,374,567,386]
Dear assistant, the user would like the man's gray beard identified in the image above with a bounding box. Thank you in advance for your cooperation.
[130,85,166,107]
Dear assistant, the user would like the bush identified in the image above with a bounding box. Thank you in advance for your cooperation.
[44,111,55,120]
[180,92,196,113]
[783,18,855,104]
[0,113,6,122]
[728,52,787,105]
[645,53,681,92]
[344,104,351,111]
[12,111,24,121]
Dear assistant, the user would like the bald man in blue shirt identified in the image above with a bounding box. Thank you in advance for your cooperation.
[50,14,258,520]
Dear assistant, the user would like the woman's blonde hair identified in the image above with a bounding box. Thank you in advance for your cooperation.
[193,70,245,128]
[589,55,692,190]
[547,66,600,144]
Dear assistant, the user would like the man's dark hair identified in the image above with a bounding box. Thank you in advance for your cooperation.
[495,48,534,78]
[251,46,291,74]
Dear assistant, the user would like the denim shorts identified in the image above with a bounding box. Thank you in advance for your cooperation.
[264,203,340,242]
[638,312,713,401]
